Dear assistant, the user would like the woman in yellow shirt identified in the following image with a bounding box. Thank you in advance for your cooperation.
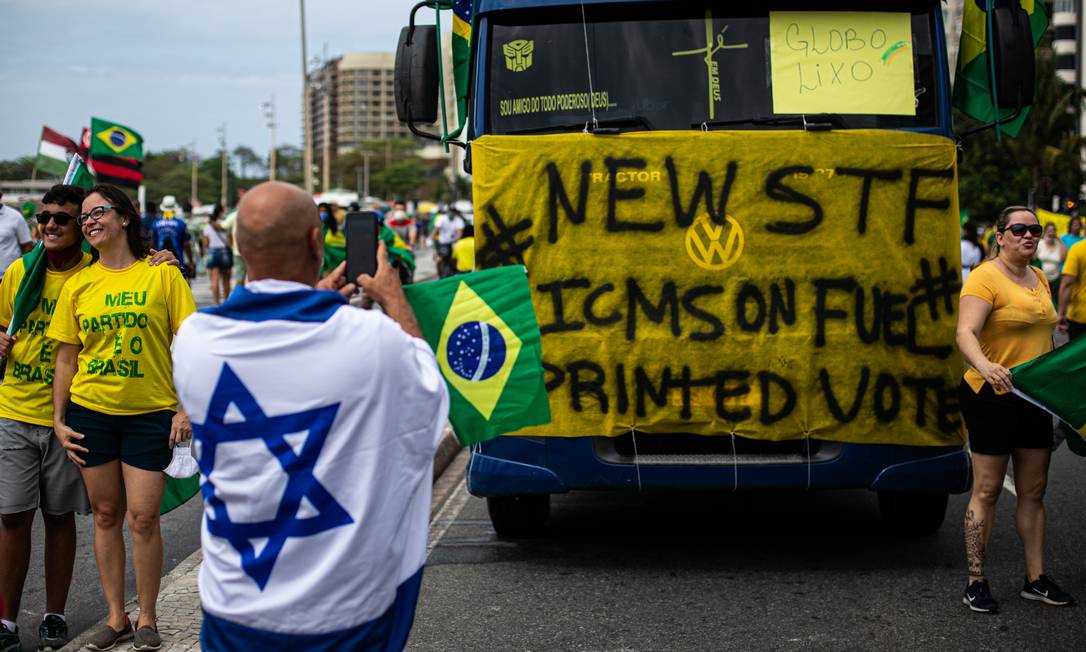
[955,206,1071,614]
[48,185,196,650]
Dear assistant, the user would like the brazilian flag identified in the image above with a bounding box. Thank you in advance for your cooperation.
[953,0,1047,138]
[6,244,47,337]
[403,266,550,444]
[451,0,473,127]
[1012,336,1086,456]
[89,117,144,160]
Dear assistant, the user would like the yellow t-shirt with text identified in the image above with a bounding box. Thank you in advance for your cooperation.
[48,258,196,415]
[0,253,93,426]
[961,263,1057,393]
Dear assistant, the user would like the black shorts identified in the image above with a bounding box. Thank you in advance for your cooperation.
[958,380,1053,456]
[66,402,174,471]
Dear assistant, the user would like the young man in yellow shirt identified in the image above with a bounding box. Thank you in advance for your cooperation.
[451,223,475,274]
[1058,240,1086,341]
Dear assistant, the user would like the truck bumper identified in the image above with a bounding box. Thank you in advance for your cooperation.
[467,436,971,496]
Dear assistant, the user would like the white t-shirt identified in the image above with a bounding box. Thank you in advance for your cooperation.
[960,240,983,282]
[172,279,448,636]
[203,224,230,250]
[0,204,32,280]
[433,213,465,245]
[1036,239,1064,281]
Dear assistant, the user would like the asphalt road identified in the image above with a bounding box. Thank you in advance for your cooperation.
[410,446,1086,651]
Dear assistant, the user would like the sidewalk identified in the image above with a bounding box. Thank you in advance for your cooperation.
[60,427,460,651]
[61,249,444,651]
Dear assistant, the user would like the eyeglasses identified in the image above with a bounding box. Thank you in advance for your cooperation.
[999,223,1043,238]
[77,205,115,226]
[35,212,77,227]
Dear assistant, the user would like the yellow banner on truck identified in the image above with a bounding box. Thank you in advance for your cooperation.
[472,130,964,447]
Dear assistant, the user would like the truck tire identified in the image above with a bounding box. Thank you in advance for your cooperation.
[878,491,948,535]
[487,494,550,538]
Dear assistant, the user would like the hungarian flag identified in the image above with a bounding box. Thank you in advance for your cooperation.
[953,0,1047,138]
[403,266,550,444]
[1012,336,1086,451]
[88,118,143,187]
[451,0,473,128]
[35,126,80,177]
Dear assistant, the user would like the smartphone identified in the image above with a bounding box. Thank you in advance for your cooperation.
[345,211,379,282]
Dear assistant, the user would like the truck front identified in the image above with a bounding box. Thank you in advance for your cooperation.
[441,0,970,535]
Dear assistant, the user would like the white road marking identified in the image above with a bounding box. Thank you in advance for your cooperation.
[1003,474,1017,496]
[427,477,471,557]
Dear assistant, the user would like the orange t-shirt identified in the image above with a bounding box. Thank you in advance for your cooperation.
[961,262,1057,393]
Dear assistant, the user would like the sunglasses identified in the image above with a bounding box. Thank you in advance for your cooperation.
[999,223,1043,238]
[77,205,115,226]
[35,211,77,227]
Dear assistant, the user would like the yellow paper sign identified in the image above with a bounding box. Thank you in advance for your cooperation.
[769,12,916,116]
[472,130,963,447]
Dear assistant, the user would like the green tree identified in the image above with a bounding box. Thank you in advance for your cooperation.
[0,157,35,180]
[374,160,427,198]
[233,145,263,178]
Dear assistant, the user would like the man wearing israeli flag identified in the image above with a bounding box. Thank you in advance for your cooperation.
[171,182,448,651]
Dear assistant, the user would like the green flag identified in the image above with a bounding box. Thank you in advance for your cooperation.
[63,153,95,190]
[403,266,550,445]
[6,244,46,336]
[89,117,144,160]
[160,475,201,515]
[1012,335,1086,453]
[953,0,1047,138]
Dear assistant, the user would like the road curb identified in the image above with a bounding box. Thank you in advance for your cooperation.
[59,427,462,651]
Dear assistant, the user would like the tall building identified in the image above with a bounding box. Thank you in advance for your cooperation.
[305,35,466,191]
[308,52,409,158]
[1053,0,1078,84]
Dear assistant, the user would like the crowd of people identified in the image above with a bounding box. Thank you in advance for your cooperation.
[0,182,447,651]
[1,183,1084,650]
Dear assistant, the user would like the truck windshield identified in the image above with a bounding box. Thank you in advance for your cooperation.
[486,1,940,135]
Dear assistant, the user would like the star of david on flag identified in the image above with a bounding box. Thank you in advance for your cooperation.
[194,364,353,590]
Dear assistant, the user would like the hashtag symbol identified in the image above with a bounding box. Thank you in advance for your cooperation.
[909,256,960,320]
[477,205,535,268]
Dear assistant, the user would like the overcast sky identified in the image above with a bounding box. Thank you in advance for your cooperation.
[0,0,430,161]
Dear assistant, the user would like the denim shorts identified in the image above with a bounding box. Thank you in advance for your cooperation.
[206,248,233,271]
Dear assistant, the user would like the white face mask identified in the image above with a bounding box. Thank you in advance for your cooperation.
[164,443,199,479]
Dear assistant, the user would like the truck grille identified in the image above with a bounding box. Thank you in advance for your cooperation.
[593,433,842,466]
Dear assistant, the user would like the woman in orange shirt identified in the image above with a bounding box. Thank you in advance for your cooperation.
[955,206,1071,614]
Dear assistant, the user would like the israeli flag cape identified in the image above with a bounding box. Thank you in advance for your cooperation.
[172,280,448,650]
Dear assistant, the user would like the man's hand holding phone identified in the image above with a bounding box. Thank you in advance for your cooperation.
[355,241,423,339]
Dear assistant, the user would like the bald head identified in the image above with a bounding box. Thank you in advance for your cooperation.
[236,181,323,284]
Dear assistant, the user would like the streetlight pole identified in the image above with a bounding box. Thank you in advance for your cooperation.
[322,81,332,192]
[300,0,313,193]
[262,96,277,181]
[362,151,371,198]
[188,141,198,206]
[218,124,228,208]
